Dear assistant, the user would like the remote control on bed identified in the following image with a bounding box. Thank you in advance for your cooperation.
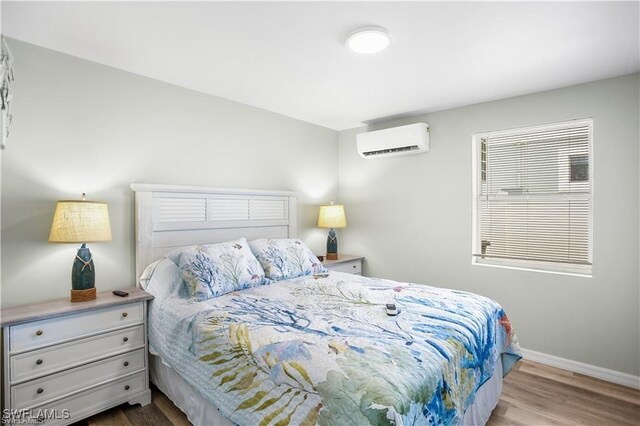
[386,304,398,316]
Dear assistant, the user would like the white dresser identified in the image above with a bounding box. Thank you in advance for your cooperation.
[1,289,153,425]
[322,254,365,275]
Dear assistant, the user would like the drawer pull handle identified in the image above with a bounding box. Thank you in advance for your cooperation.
[124,361,129,367]
[122,312,128,317]
[36,359,43,365]
[125,385,130,391]
[37,388,43,394]
[35,330,43,336]
[123,337,129,342]
[353,265,357,268]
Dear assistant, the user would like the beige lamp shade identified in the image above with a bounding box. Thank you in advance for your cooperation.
[317,204,347,229]
[48,200,112,243]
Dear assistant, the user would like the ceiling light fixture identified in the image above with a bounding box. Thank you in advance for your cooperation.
[346,26,391,54]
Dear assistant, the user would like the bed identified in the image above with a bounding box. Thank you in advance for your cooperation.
[131,184,521,426]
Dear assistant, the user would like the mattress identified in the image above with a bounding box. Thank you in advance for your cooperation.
[146,267,521,425]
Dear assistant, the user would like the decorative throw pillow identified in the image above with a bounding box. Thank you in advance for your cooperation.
[166,238,267,301]
[248,238,327,281]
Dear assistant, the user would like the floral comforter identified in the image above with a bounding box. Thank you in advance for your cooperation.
[150,272,521,426]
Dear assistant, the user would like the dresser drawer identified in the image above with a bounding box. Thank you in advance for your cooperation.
[9,302,143,352]
[12,349,145,410]
[10,325,144,384]
[326,260,362,275]
[33,372,146,425]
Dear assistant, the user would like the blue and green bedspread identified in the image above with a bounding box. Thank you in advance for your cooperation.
[148,271,521,426]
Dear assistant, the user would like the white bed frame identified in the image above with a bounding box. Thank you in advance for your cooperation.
[131,183,301,426]
[130,183,502,426]
[130,183,297,282]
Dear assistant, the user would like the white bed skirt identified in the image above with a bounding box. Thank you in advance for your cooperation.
[150,353,503,426]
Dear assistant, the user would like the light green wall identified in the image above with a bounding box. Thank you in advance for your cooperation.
[0,39,338,307]
[338,73,640,376]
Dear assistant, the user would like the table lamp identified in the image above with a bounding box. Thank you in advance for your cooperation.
[48,193,112,302]
[317,201,347,260]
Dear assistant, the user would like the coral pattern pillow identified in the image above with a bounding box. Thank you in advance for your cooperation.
[248,238,327,281]
[167,238,267,301]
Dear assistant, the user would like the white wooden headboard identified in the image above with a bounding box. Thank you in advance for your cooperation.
[130,183,297,281]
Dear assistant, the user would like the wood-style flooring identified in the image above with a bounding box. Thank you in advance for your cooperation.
[487,361,640,425]
[74,360,640,426]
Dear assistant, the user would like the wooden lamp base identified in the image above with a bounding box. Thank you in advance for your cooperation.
[326,253,338,260]
[71,287,96,303]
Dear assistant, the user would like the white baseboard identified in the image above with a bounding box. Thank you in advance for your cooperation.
[520,348,640,390]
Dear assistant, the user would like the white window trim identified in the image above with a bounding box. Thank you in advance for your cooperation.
[471,118,594,277]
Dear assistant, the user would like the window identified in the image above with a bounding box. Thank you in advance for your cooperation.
[472,119,593,276]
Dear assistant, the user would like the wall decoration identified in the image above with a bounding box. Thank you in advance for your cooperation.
[1,37,14,150]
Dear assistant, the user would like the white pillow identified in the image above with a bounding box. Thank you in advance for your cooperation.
[140,258,184,300]
[139,259,163,290]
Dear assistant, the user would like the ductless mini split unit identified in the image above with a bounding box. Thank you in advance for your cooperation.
[356,122,430,159]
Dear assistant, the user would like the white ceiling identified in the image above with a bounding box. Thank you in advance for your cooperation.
[3,1,639,130]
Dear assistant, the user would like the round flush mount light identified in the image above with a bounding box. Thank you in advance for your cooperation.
[345,26,391,54]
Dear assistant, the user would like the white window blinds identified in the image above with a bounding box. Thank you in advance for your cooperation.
[472,119,593,275]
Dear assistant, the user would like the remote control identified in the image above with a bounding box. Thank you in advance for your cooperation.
[112,290,129,297]
[385,303,398,316]
[313,272,330,278]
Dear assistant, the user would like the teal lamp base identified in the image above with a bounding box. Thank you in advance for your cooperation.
[71,243,96,302]
[326,228,338,260]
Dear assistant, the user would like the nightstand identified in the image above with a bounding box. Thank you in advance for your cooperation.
[322,254,365,275]
[1,288,153,425]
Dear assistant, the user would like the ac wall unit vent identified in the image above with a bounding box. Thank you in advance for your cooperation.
[357,122,429,159]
